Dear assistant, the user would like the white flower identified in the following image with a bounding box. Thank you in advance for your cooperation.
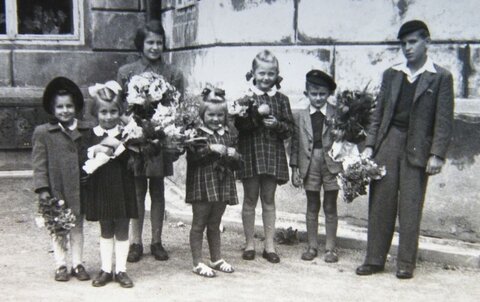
[122,119,144,141]
[227,100,248,117]
[57,199,65,206]
[164,124,182,137]
[126,93,146,105]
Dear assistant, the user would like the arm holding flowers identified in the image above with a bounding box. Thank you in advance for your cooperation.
[364,70,389,157]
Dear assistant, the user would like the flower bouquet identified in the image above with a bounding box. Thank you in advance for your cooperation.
[231,88,272,128]
[36,197,76,249]
[124,72,182,158]
[339,155,386,203]
[327,88,386,202]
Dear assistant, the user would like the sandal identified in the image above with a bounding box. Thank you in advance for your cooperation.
[192,263,216,278]
[209,259,235,273]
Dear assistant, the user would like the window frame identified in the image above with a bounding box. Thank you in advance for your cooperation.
[0,0,84,45]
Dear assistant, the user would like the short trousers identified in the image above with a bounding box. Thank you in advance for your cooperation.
[303,148,339,192]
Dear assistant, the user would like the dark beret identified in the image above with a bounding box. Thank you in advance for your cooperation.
[306,69,336,91]
[42,77,84,115]
[397,20,430,39]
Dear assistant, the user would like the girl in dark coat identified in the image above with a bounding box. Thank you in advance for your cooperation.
[83,81,137,288]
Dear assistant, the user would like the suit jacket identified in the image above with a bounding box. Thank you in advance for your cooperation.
[290,103,342,178]
[365,64,454,167]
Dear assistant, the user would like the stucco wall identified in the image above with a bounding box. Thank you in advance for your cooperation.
[161,0,480,242]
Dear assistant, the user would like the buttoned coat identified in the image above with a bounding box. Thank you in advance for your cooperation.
[365,65,454,167]
[32,120,94,216]
[290,103,342,179]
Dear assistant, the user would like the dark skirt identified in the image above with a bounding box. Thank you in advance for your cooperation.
[83,157,138,221]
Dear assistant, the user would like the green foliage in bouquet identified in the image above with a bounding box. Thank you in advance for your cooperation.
[330,89,375,144]
[38,197,76,249]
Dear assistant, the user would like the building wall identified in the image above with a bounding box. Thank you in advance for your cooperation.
[0,0,148,169]
[161,0,480,242]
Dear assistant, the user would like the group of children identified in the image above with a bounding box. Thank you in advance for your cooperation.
[32,48,343,286]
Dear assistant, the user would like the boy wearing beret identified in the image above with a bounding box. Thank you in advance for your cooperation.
[356,20,454,279]
[290,70,342,262]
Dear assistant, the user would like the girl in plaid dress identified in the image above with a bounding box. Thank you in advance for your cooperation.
[187,88,241,278]
[235,50,294,263]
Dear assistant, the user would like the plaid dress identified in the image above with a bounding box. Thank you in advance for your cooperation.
[185,127,240,205]
[235,90,294,184]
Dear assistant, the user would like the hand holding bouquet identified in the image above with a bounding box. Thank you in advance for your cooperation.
[339,154,386,203]
[36,197,76,249]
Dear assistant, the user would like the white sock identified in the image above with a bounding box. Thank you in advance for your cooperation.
[100,238,114,273]
[115,239,129,273]
[70,217,84,268]
[52,238,67,268]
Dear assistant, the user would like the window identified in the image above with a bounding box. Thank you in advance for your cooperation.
[0,0,83,45]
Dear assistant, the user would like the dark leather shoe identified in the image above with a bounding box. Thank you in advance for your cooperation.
[242,249,255,260]
[92,270,113,287]
[115,272,134,288]
[151,243,169,261]
[262,250,280,264]
[301,247,318,261]
[54,265,70,282]
[396,269,413,279]
[127,244,143,263]
[71,264,90,281]
[355,264,384,276]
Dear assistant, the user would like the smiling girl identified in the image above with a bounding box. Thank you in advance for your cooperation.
[234,50,294,264]
[117,20,184,263]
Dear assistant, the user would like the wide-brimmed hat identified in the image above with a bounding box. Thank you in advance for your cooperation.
[42,77,84,114]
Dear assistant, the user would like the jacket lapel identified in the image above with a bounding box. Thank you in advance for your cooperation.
[302,109,313,139]
[413,71,435,103]
[390,71,404,107]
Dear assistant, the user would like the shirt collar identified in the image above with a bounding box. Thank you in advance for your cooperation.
[93,125,121,137]
[58,119,78,131]
[140,56,164,72]
[200,126,226,136]
[309,103,327,115]
[392,56,437,83]
[249,85,277,97]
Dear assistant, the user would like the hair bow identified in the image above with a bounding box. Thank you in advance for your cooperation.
[88,80,122,98]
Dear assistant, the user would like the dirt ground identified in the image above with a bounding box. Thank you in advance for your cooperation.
[1,178,479,302]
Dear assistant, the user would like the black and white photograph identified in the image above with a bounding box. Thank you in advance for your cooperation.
[0,0,479,301]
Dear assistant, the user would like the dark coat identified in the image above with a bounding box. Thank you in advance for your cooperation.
[32,120,94,216]
[290,103,342,178]
[365,65,454,167]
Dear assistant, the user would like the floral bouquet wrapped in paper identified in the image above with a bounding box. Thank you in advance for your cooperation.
[166,94,207,152]
[36,197,76,249]
[339,154,386,203]
[123,72,181,158]
[327,88,386,202]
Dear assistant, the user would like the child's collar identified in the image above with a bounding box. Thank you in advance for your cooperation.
[58,119,78,131]
[93,125,121,137]
[249,85,277,97]
[199,126,226,136]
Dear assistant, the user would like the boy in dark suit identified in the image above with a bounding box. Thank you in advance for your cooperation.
[356,20,454,279]
[290,70,342,262]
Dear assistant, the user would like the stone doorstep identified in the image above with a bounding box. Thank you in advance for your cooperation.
[4,171,479,269]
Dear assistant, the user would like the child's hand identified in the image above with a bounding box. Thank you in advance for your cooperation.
[227,147,238,158]
[101,136,122,149]
[262,116,278,128]
[209,144,227,155]
[38,191,51,202]
[291,168,303,188]
[93,144,114,157]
